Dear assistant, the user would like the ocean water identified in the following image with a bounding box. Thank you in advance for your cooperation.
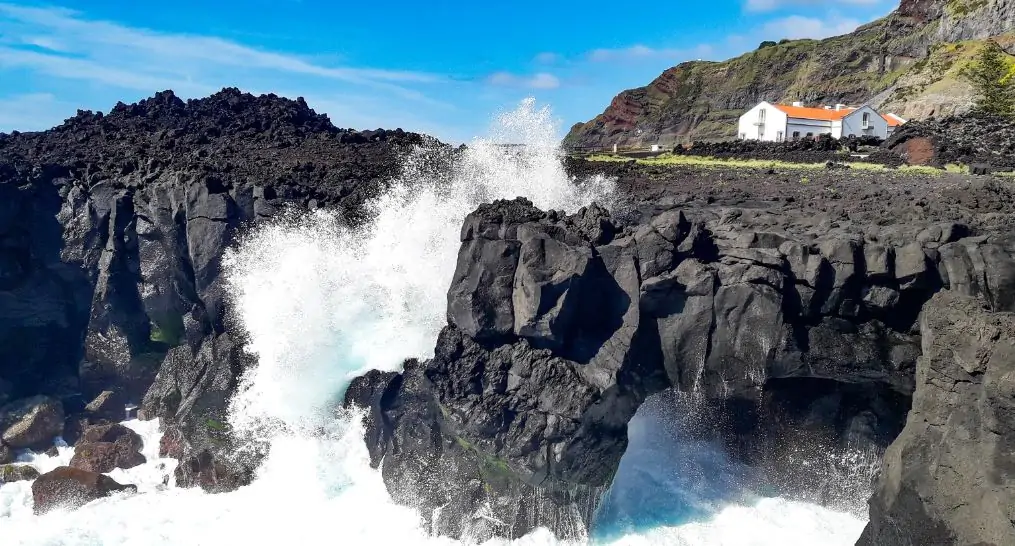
[0,99,867,545]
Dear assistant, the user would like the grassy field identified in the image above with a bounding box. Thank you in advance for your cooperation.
[580,153,968,175]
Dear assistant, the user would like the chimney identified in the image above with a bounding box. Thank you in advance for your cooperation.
[824,105,833,110]
[792,101,803,107]
[835,103,846,111]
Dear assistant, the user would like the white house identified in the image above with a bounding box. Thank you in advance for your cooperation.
[737,101,905,142]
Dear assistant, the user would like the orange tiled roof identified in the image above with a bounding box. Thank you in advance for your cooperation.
[882,114,905,127]
[772,104,856,121]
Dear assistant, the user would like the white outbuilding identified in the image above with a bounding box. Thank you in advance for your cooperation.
[737,101,902,142]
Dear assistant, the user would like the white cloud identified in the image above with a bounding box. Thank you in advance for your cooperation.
[744,0,883,12]
[760,14,863,39]
[486,71,561,89]
[0,3,445,104]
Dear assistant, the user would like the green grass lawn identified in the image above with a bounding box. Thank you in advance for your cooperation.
[581,153,967,175]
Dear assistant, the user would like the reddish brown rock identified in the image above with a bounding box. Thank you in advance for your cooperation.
[69,423,146,473]
[69,441,146,474]
[75,423,143,453]
[32,466,136,514]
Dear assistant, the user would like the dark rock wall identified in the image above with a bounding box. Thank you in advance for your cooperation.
[859,291,1015,546]
[346,190,1015,541]
[0,87,431,488]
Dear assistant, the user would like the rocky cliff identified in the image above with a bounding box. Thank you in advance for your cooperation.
[0,88,431,489]
[3,87,1015,545]
[564,0,1015,147]
[346,163,1015,542]
[859,290,1015,546]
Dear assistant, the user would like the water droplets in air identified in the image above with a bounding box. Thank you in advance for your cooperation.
[222,97,615,443]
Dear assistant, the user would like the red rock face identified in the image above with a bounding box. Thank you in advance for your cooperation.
[600,93,643,133]
[892,136,936,165]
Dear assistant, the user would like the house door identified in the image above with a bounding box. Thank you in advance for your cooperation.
[776,131,784,142]
[758,126,763,139]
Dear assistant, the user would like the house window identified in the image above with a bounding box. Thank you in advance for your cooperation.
[740,133,746,140]
[862,113,870,129]
[776,131,784,142]
[849,134,856,138]
[806,132,814,138]
[792,131,800,141]
[759,109,766,123]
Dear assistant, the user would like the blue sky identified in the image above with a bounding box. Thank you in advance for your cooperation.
[0,0,897,143]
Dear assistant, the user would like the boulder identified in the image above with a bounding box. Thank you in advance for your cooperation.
[70,423,147,473]
[860,291,1015,546]
[937,241,1015,312]
[0,464,40,483]
[862,286,901,312]
[863,244,894,280]
[83,390,128,422]
[0,396,65,449]
[70,441,146,474]
[75,423,143,453]
[31,466,136,514]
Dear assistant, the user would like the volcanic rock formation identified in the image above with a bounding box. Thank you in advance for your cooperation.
[0,88,432,491]
[859,291,1015,546]
[346,184,1015,541]
[3,88,1015,545]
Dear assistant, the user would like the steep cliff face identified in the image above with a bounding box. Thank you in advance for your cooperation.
[565,0,1015,147]
[347,165,1015,541]
[0,88,431,489]
[859,291,1015,546]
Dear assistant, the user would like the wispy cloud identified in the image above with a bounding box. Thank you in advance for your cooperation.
[760,14,863,39]
[587,44,715,62]
[0,3,446,104]
[486,71,561,90]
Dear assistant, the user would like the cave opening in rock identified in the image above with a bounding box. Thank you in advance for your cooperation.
[594,378,912,540]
